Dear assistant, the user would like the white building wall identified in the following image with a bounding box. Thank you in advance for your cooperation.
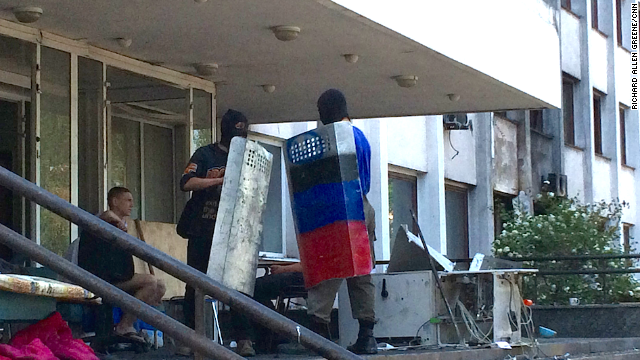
[592,157,613,202]
[444,126,477,186]
[249,122,316,140]
[354,119,391,263]
[386,117,428,172]
[251,0,640,264]
[589,30,609,93]
[561,10,582,79]
[564,147,586,203]
[615,47,632,106]
[493,117,518,195]
[333,0,562,108]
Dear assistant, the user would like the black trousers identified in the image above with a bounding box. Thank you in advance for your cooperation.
[183,235,212,330]
[183,234,252,340]
[234,272,305,343]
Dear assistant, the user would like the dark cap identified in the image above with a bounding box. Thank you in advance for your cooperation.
[317,89,349,125]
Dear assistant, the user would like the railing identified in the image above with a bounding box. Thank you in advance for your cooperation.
[0,166,361,360]
[499,254,640,304]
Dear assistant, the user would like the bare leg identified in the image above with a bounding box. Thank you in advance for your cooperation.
[153,279,166,306]
[114,274,164,334]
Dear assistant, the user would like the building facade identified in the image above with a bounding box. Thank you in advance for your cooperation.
[253,0,640,265]
[1,0,608,269]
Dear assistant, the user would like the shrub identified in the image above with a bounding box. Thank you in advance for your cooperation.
[493,193,637,305]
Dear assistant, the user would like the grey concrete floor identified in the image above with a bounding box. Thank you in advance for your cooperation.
[95,338,640,360]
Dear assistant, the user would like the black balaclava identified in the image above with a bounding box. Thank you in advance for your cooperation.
[220,109,248,147]
[317,89,349,125]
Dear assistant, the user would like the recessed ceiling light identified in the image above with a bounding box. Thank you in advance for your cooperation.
[343,54,359,64]
[393,75,418,88]
[271,26,301,41]
[262,84,276,93]
[194,63,218,76]
[116,38,132,48]
[447,93,461,102]
[194,0,208,3]
[12,6,43,23]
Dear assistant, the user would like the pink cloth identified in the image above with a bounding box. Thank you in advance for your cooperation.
[0,339,56,360]
[3,312,98,360]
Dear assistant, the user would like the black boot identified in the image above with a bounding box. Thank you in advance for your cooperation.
[347,320,377,355]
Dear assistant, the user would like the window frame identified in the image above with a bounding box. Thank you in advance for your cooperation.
[592,0,599,31]
[444,182,469,260]
[388,170,418,247]
[247,132,288,259]
[620,104,628,166]
[563,75,577,146]
[561,0,571,11]
[593,90,603,156]
[623,223,632,252]
[107,107,177,222]
[617,0,623,46]
[530,109,544,134]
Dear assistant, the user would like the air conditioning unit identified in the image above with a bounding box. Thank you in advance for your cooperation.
[443,113,472,130]
[543,173,568,197]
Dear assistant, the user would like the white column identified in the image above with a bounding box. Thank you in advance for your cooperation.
[210,89,217,143]
[468,113,495,255]
[419,115,447,253]
[188,87,195,155]
[354,119,389,265]
[100,63,108,211]
[32,43,41,244]
[575,0,596,203]
[70,53,79,240]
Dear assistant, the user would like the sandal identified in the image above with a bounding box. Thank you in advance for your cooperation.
[114,331,146,344]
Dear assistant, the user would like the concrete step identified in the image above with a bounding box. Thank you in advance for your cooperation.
[560,350,640,359]
[367,338,640,360]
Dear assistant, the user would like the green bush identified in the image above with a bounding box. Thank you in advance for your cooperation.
[493,193,638,305]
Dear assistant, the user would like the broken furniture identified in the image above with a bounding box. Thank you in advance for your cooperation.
[339,225,537,348]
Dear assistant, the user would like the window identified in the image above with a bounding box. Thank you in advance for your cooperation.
[530,110,544,133]
[40,47,71,256]
[593,91,603,155]
[388,172,417,252]
[563,77,576,145]
[108,117,175,223]
[445,185,469,260]
[561,0,571,11]
[592,0,599,30]
[620,105,628,165]
[623,223,633,267]
[256,141,284,256]
[494,193,515,238]
[617,0,623,46]
[623,224,632,253]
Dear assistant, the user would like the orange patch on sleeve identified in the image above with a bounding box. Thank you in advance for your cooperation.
[184,163,197,175]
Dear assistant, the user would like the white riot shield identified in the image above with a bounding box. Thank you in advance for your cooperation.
[206,137,273,295]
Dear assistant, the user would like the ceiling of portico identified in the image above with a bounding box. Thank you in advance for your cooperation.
[0,0,552,124]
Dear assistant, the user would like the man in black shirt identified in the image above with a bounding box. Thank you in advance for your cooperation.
[78,187,166,340]
[177,109,249,355]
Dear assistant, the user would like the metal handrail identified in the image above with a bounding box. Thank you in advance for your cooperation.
[501,254,640,262]
[0,166,361,360]
[0,224,239,360]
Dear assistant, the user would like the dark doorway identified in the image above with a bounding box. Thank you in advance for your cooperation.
[0,100,20,260]
[0,152,12,229]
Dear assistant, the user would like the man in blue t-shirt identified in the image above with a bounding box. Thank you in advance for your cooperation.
[306,89,378,355]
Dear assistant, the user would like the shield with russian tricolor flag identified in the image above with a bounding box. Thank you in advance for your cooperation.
[285,121,372,289]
